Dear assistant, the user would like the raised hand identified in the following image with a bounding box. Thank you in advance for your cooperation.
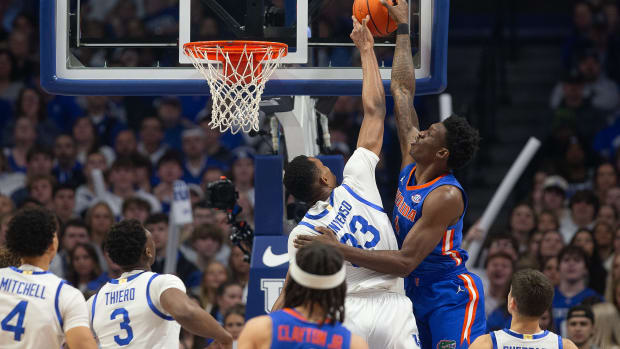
[380,0,409,25]
[293,227,339,249]
[350,15,374,52]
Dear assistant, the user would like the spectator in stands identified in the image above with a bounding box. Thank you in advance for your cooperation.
[82,96,126,146]
[540,307,557,332]
[189,223,227,269]
[566,305,598,349]
[606,186,620,215]
[198,115,233,164]
[553,246,604,334]
[223,304,246,345]
[49,219,91,279]
[52,134,85,185]
[72,117,114,165]
[105,156,160,216]
[591,302,620,348]
[9,145,54,204]
[540,230,566,260]
[560,190,599,242]
[85,201,114,247]
[153,151,183,212]
[66,243,103,295]
[229,246,250,302]
[138,116,168,165]
[538,209,560,233]
[199,260,229,313]
[131,153,153,193]
[0,194,13,215]
[484,252,515,317]
[231,147,255,208]
[3,116,36,172]
[74,151,107,215]
[53,183,76,224]
[593,163,617,202]
[202,167,225,192]
[121,197,151,223]
[508,203,537,253]
[563,2,594,69]
[27,174,55,210]
[552,50,619,112]
[114,129,137,158]
[541,175,570,218]
[593,222,615,264]
[596,204,616,228]
[570,228,608,294]
[0,151,23,197]
[156,97,188,151]
[7,30,35,80]
[605,253,620,301]
[542,256,561,286]
[145,213,201,288]
[210,281,244,324]
[0,212,13,246]
[0,49,23,103]
[13,87,60,147]
[559,138,595,197]
[182,128,224,185]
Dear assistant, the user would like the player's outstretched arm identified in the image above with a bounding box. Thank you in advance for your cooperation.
[65,327,98,349]
[161,288,233,348]
[351,334,370,349]
[296,186,463,277]
[237,316,272,349]
[354,15,387,157]
[382,0,419,169]
[271,271,290,311]
[563,338,579,349]
[468,334,492,349]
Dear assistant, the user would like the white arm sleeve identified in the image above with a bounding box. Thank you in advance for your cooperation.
[59,284,90,332]
[150,274,187,316]
[342,147,383,207]
[287,225,320,262]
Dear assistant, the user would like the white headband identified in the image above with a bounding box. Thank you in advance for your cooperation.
[289,257,346,290]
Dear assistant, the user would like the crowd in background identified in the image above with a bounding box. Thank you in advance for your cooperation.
[0,0,620,349]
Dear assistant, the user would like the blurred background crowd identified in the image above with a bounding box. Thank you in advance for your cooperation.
[0,0,620,348]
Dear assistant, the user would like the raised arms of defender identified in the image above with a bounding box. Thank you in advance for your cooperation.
[382,0,420,169]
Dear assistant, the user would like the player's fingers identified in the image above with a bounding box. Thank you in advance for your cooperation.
[361,15,369,27]
[315,226,335,235]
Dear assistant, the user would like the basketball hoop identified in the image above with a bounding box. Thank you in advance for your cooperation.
[183,41,288,134]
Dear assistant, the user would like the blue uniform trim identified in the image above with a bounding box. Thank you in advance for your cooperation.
[305,209,329,220]
[502,328,549,340]
[298,221,316,230]
[490,332,498,349]
[558,335,563,349]
[341,184,384,213]
[108,271,146,284]
[146,274,174,321]
[329,190,335,206]
[91,291,99,327]
[55,281,66,328]
[10,266,50,275]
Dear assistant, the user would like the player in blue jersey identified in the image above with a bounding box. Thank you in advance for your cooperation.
[238,243,367,349]
[294,1,485,348]
[470,269,578,349]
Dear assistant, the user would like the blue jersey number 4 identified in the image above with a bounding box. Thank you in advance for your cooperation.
[1,300,28,341]
[111,308,134,345]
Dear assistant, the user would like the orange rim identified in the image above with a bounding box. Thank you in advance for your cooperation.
[183,40,288,60]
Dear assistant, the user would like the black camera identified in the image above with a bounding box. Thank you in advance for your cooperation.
[205,178,254,262]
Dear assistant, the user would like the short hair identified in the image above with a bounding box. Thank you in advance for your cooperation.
[157,150,183,170]
[484,232,519,253]
[122,197,151,214]
[484,251,516,269]
[510,269,554,317]
[53,183,76,197]
[61,218,90,239]
[442,115,480,169]
[558,245,588,268]
[284,243,347,324]
[26,174,56,191]
[26,145,53,163]
[144,213,168,227]
[6,208,58,258]
[569,190,599,215]
[104,219,147,268]
[191,224,224,245]
[223,304,245,323]
[131,153,152,172]
[283,155,319,203]
[110,156,134,171]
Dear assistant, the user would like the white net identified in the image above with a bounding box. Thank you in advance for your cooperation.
[184,42,287,134]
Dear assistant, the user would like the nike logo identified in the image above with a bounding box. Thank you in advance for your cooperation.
[262,246,289,267]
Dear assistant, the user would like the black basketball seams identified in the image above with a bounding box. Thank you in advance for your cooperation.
[366,0,383,36]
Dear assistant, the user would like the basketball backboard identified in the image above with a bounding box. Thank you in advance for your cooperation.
[40,0,449,96]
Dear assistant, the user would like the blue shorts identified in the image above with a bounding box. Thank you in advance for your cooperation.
[407,271,486,349]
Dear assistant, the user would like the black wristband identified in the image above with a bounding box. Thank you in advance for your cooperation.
[397,23,409,35]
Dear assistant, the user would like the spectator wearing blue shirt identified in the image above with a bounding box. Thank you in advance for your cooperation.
[137,116,168,165]
[181,127,227,185]
[82,96,127,147]
[552,246,604,336]
[153,150,184,213]
[157,96,190,151]
[52,134,85,186]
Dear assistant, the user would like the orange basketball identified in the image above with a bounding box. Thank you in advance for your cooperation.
[353,0,398,37]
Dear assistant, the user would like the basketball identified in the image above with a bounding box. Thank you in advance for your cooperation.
[353,0,398,37]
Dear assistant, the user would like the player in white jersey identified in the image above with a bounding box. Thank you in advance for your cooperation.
[87,219,233,349]
[0,208,97,349]
[470,269,578,349]
[273,16,419,349]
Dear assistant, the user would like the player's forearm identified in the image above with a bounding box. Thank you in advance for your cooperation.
[178,308,233,344]
[336,243,418,278]
[360,47,386,119]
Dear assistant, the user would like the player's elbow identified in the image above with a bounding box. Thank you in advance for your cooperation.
[390,83,413,97]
